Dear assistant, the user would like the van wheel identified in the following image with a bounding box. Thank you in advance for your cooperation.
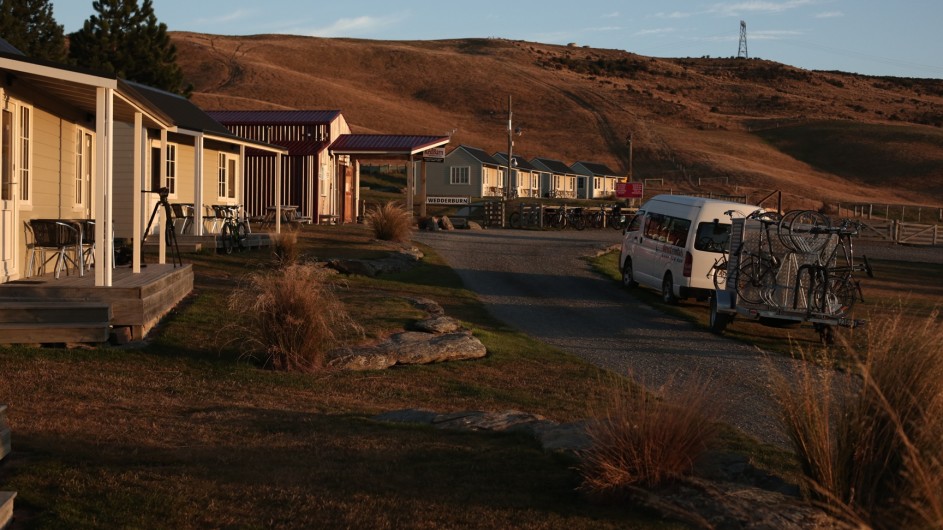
[622,259,637,288]
[662,273,678,305]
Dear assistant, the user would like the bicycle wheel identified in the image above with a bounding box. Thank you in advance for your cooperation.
[779,210,831,254]
[221,223,234,254]
[736,256,773,305]
[236,221,250,250]
[509,212,522,229]
[816,275,858,317]
[710,259,728,290]
[610,214,625,230]
[572,214,585,231]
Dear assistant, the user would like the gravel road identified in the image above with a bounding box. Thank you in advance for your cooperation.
[415,228,815,448]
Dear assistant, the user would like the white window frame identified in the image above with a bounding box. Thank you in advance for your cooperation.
[74,126,94,210]
[16,103,32,206]
[450,166,470,185]
[165,143,177,196]
[218,152,228,198]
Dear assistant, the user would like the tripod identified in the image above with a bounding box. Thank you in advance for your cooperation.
[141,187,182,267]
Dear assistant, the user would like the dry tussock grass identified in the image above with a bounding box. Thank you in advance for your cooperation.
[580,373,721,495]
[365,201,413,243]
[270,229,299,267]
[226,263,363,372]
[773,307,943,529]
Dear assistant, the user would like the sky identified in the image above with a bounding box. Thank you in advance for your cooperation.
[49,0,943,79]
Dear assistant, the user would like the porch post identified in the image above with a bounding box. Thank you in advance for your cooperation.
[94,87,114,287]
[132,112,143,273]
[275,153,282,233]
[194,134,204,236]
[238,144,245,217]
[158,129,167,264]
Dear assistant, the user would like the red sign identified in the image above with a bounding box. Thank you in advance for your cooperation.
[616,181,643,198]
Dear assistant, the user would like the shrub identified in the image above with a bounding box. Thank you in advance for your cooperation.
[773,309,943,529]
[365,201,413,243]
[226,264,363,372]
[580,373,721,496]
[270,229,299,267]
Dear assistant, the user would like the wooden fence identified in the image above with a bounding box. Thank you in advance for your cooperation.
[855,219,941,246]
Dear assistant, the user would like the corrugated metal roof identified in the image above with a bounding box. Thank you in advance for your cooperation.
[531,157,574,174]
[245,139,329,157]
[458,145,501,165]
[207,110,342,126]
[574,161,620,176]
[126,81,233,136]
[329,134,449,155]
[493,152,537,170]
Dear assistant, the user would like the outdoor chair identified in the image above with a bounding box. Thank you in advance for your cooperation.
[171,203,194,235]
[26,219,82,279]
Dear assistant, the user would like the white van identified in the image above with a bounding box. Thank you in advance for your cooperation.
[619,195,756,303]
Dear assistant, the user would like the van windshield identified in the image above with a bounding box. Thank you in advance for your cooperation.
[694,221,731,253]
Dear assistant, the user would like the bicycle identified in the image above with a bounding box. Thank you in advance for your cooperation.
[734,209,785,305]
[566,206,586,230]
[218,205,250,254]
[794,218,873,317]
[508,204,542,229]
[607,203,629,230]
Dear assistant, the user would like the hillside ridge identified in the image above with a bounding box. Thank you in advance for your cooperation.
[173,32,943,208]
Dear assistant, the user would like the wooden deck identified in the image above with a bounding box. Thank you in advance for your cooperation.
[0,264,193,341]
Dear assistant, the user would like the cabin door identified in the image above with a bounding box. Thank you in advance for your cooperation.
[0,108,16,278]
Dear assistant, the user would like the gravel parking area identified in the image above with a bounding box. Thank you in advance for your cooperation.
[415,228,809,448]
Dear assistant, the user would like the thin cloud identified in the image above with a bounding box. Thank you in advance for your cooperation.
[302,13,409,37]
[750,29,803,40]
[710,0,818,16]
[654,11,695,19]
[587,26,622,33]
[603,12,620,19]
[634,27,678,37]
[815,11,844,18]
[197,8,255,25]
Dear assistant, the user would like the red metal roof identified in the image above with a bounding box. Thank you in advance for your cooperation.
[328,134,450,155]
[246,140,329,157]
[206,110,342,126]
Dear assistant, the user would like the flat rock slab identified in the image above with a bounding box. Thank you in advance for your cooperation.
[327,247,423,277]
[374,408,590,454]
[330,331,486,370]
[411,316,463,334]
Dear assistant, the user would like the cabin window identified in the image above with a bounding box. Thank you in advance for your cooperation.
[218,153,228,197]
[165,144,177,195]
[17,105,31,204]
[227,157,236,198]
[75,128,93,209]
[450,166,469,185]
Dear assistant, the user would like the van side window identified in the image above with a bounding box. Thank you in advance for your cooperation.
[644,213,664,240]
[626,212,643,232]
[644,212,690,247]
[694,222,731,253]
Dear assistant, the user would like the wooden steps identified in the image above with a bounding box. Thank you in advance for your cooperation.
[0,491,14,530]
[0,301,112,344]
[1,405,12,530]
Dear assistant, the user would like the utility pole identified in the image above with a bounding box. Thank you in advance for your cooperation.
[626,132,633,180]
[506,95,513,200]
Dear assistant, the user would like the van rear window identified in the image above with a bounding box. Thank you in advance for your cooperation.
[694,222,731,253]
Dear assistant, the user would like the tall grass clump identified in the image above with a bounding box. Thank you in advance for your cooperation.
[227,263,363,372]
[365,201,413,243]
[270,229,299,267]
[773,309,943,529]
[580,373,721,497]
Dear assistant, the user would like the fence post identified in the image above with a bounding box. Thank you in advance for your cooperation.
[868,204,873,220]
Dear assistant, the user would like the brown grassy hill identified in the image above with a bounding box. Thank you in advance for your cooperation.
[173,32,943,209]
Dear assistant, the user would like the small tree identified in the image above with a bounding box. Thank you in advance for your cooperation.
[0,0,67,61]
[68,0,190,95]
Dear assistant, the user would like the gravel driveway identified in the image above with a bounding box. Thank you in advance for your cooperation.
[415,228,808,448]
